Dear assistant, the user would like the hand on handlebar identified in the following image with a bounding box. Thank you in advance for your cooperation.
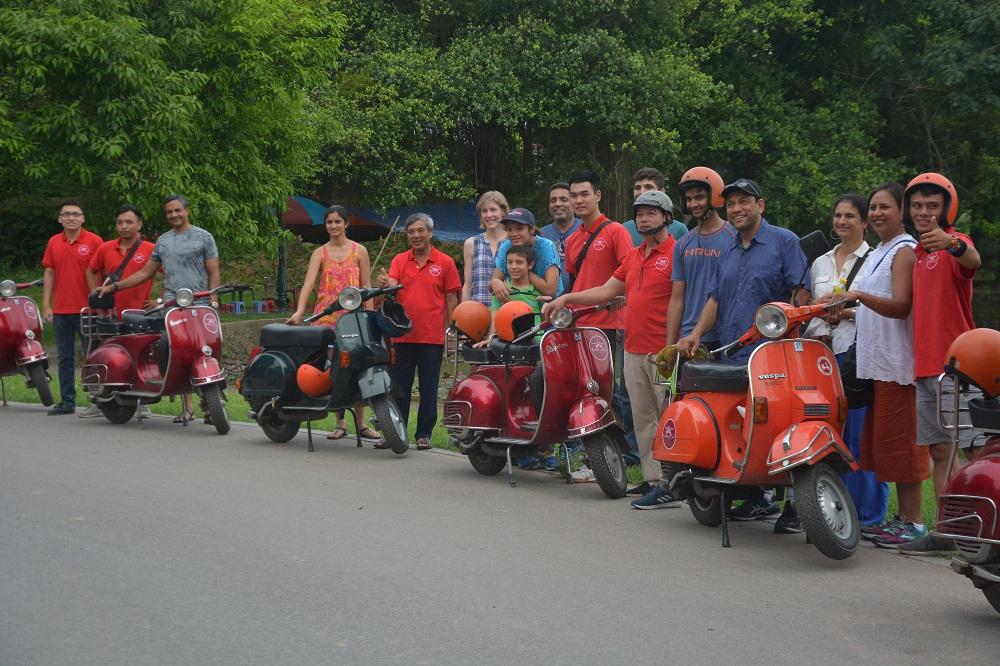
[286,311,305,325]
[540,295,568,321]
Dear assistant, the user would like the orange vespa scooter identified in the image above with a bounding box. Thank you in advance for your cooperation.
[652,301,861,560]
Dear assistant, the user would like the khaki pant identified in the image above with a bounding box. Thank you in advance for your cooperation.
[623,351,668,483]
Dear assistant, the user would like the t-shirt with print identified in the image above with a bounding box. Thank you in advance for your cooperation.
[389,246,461,345]
[494,236,563,297]
[612,235,675,354]
[151,225,219,300]
[564,215,632,329]
[41,229,104,314]
[89,238,157,315]
[671,222,737,340]
[912,230,976,378]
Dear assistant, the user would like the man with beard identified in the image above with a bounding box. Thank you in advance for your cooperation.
[539,182,580,294]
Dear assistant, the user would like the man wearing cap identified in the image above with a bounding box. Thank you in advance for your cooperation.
[538,182,580,294]
[376,213,461,450]
[489,207,562,300]
[621,167,688,246]
[678,178,808,526]
[543,190,680,507]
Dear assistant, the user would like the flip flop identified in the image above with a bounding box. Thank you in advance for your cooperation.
[358,426,381,440]
[326,427,348,440]
[173,411,194,424]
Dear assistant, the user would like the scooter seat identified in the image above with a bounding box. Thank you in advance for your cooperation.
[969,397,1000,432]
[678,360,748,393]
[121,312,166,333]
[259,323,336,349]
[460,342,498,364]
[489,337,540,364]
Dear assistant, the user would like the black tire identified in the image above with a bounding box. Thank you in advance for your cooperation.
[202,384,231,435]
[370,395,408,454]
[984,584,1000,615]
[467,446,507,476]
[27,363,53,406]
[582,431,628,499]
[249,398,300,443]
[690,494,725,527]
[794,462,860,560]
[101,400,137,424]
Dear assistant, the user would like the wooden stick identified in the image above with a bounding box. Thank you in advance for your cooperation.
[371,215,401,270]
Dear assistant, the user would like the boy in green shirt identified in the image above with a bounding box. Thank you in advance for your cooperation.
[477,244,542,345]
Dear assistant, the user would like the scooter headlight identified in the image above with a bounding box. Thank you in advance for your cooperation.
[338,287,363,312]
[755,304,789,339]
[551,307,575,329]
[175,288,195,307]
[0,280,15,298]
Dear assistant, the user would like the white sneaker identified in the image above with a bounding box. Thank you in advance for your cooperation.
[135,404,152,420]
[571,464,596,483]
[78,404,102,418]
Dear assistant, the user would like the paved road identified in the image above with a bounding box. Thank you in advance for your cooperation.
[1,404,995,665]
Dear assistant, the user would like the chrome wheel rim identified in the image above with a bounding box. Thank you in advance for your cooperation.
[817,474,854,539]
[603,437,625,483]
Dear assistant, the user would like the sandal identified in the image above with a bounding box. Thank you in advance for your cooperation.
[326,427,348,440]
[173,411,194,424]
[358,426,381,440]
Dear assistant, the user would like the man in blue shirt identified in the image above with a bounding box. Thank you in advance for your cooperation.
[538,182,580,294]
[622,167,688,246]
[489,207,563,300]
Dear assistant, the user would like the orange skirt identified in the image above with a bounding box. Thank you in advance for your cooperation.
[860,381,930,483]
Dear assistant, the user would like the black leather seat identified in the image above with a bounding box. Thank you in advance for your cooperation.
[489,336,540,364]
[260,324,336,349]
[121,312,166,333]
[678,360,748,393]
[969,397,1000,431]
[461,343,499,364]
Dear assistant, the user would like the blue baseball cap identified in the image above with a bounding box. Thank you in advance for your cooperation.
[501,207,536,227]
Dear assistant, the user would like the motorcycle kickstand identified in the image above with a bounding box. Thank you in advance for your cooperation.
[1,376,7,407]
[563,442,573,484]
[346,407,362,448]
[721,489,732,548]
[306,415,314,453]
[506,446,516,487]
[136,403,144,430]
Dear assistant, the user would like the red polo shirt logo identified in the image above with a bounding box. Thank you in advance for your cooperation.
[655,256,670,272]
[429,264,442,277]
[592,238,607,251]
[77,244,91,256]
[925,253,940,270]
[134,253,146,264]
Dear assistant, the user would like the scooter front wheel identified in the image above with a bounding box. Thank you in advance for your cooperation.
[581,431,628,499]
[794,462,859,560]
[369,395,408,454]
[26,363,53,406]
[202,384,231,435]
[101,399,137,424]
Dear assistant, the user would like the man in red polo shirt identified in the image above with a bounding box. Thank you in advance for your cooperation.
[376,213,461,450]
[41,199,103,415]
[564,170,638,464]
[85,205,156,316]
[544,190,679,507]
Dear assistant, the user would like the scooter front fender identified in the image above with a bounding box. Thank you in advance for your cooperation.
[15,338,47,365]
[766,421,858,476]
[566,395,617,439]
[358,366,391,399]
[190,355,226,387]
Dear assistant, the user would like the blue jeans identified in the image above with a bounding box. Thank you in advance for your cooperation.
[601,328,638,464]
[53,313,89,408]
[835,352,889,525]
[391,342,443,440]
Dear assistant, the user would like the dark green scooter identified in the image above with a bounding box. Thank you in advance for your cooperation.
[239,285,410,453]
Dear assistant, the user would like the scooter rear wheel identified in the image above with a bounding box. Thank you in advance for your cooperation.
[689,495,726,527]
[101,400,137,424]
[370,395,408,454]
[582,431,628,499]
[27,363,53,406]
[467,445,506,476]
[984,584,1000,614]
[249,400,300,443]
[794,462,859,560]
[202,384,231,435]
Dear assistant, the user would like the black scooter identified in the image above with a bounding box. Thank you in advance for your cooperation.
[239,285,410,453]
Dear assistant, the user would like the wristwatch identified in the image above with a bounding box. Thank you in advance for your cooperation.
[946,236,967,258]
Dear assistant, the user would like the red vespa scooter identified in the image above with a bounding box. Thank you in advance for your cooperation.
[0,278,53,406]
[80,285,239,434]
[930,328,1000,615]
[652,301,861,559]
[443,298,630,498]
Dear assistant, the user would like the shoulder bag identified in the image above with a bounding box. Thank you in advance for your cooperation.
[88,239,143,310]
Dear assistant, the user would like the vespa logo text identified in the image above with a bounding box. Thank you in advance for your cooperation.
[545,342,568,355]
[757,373,786,381]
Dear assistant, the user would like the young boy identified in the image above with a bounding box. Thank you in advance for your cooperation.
[489,207,562,301]
[476,243,542,344]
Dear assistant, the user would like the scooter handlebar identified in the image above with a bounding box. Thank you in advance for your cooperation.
[301,284,403,324]
[14,278,43,289]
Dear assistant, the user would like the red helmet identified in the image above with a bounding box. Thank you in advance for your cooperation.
[452,300,491,342]
[946,328,1000,398]
[678,166,725,214]
[296,362,331,397]
[904,172,959,227]
[495,300,535,342]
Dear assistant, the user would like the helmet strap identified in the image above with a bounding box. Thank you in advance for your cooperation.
[638,221,670,236]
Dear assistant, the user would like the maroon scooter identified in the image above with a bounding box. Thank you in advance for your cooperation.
[0,278,53,406]
[80,285,239,434]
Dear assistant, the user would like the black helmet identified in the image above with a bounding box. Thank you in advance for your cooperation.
[376,300,412,338]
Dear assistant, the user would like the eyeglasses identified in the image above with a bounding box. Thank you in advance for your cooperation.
[59,212,84,218]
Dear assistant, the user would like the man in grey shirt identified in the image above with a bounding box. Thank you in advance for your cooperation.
[96,194,221,422]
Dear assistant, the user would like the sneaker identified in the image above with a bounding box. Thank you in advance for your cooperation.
[47,403,75,415]
[897,533,956,556]
[135,404,152,420]
[729,499,781,521]
[774,503,804,534]
[78,404,103,418]
[861,514,903,541]
[518,456,542,470]
[872,522,929,548]
[626,481,653,497]
[571,464,596,483]
[631,486,682,510]
[543,455,559,472]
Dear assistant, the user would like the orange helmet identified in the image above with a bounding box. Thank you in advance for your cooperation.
[904,172,959,227]
[678,166,725,214]
[452,300,491,342]
[495,300,535,342]
[946,328,1000,398]
[296,362,331,397]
